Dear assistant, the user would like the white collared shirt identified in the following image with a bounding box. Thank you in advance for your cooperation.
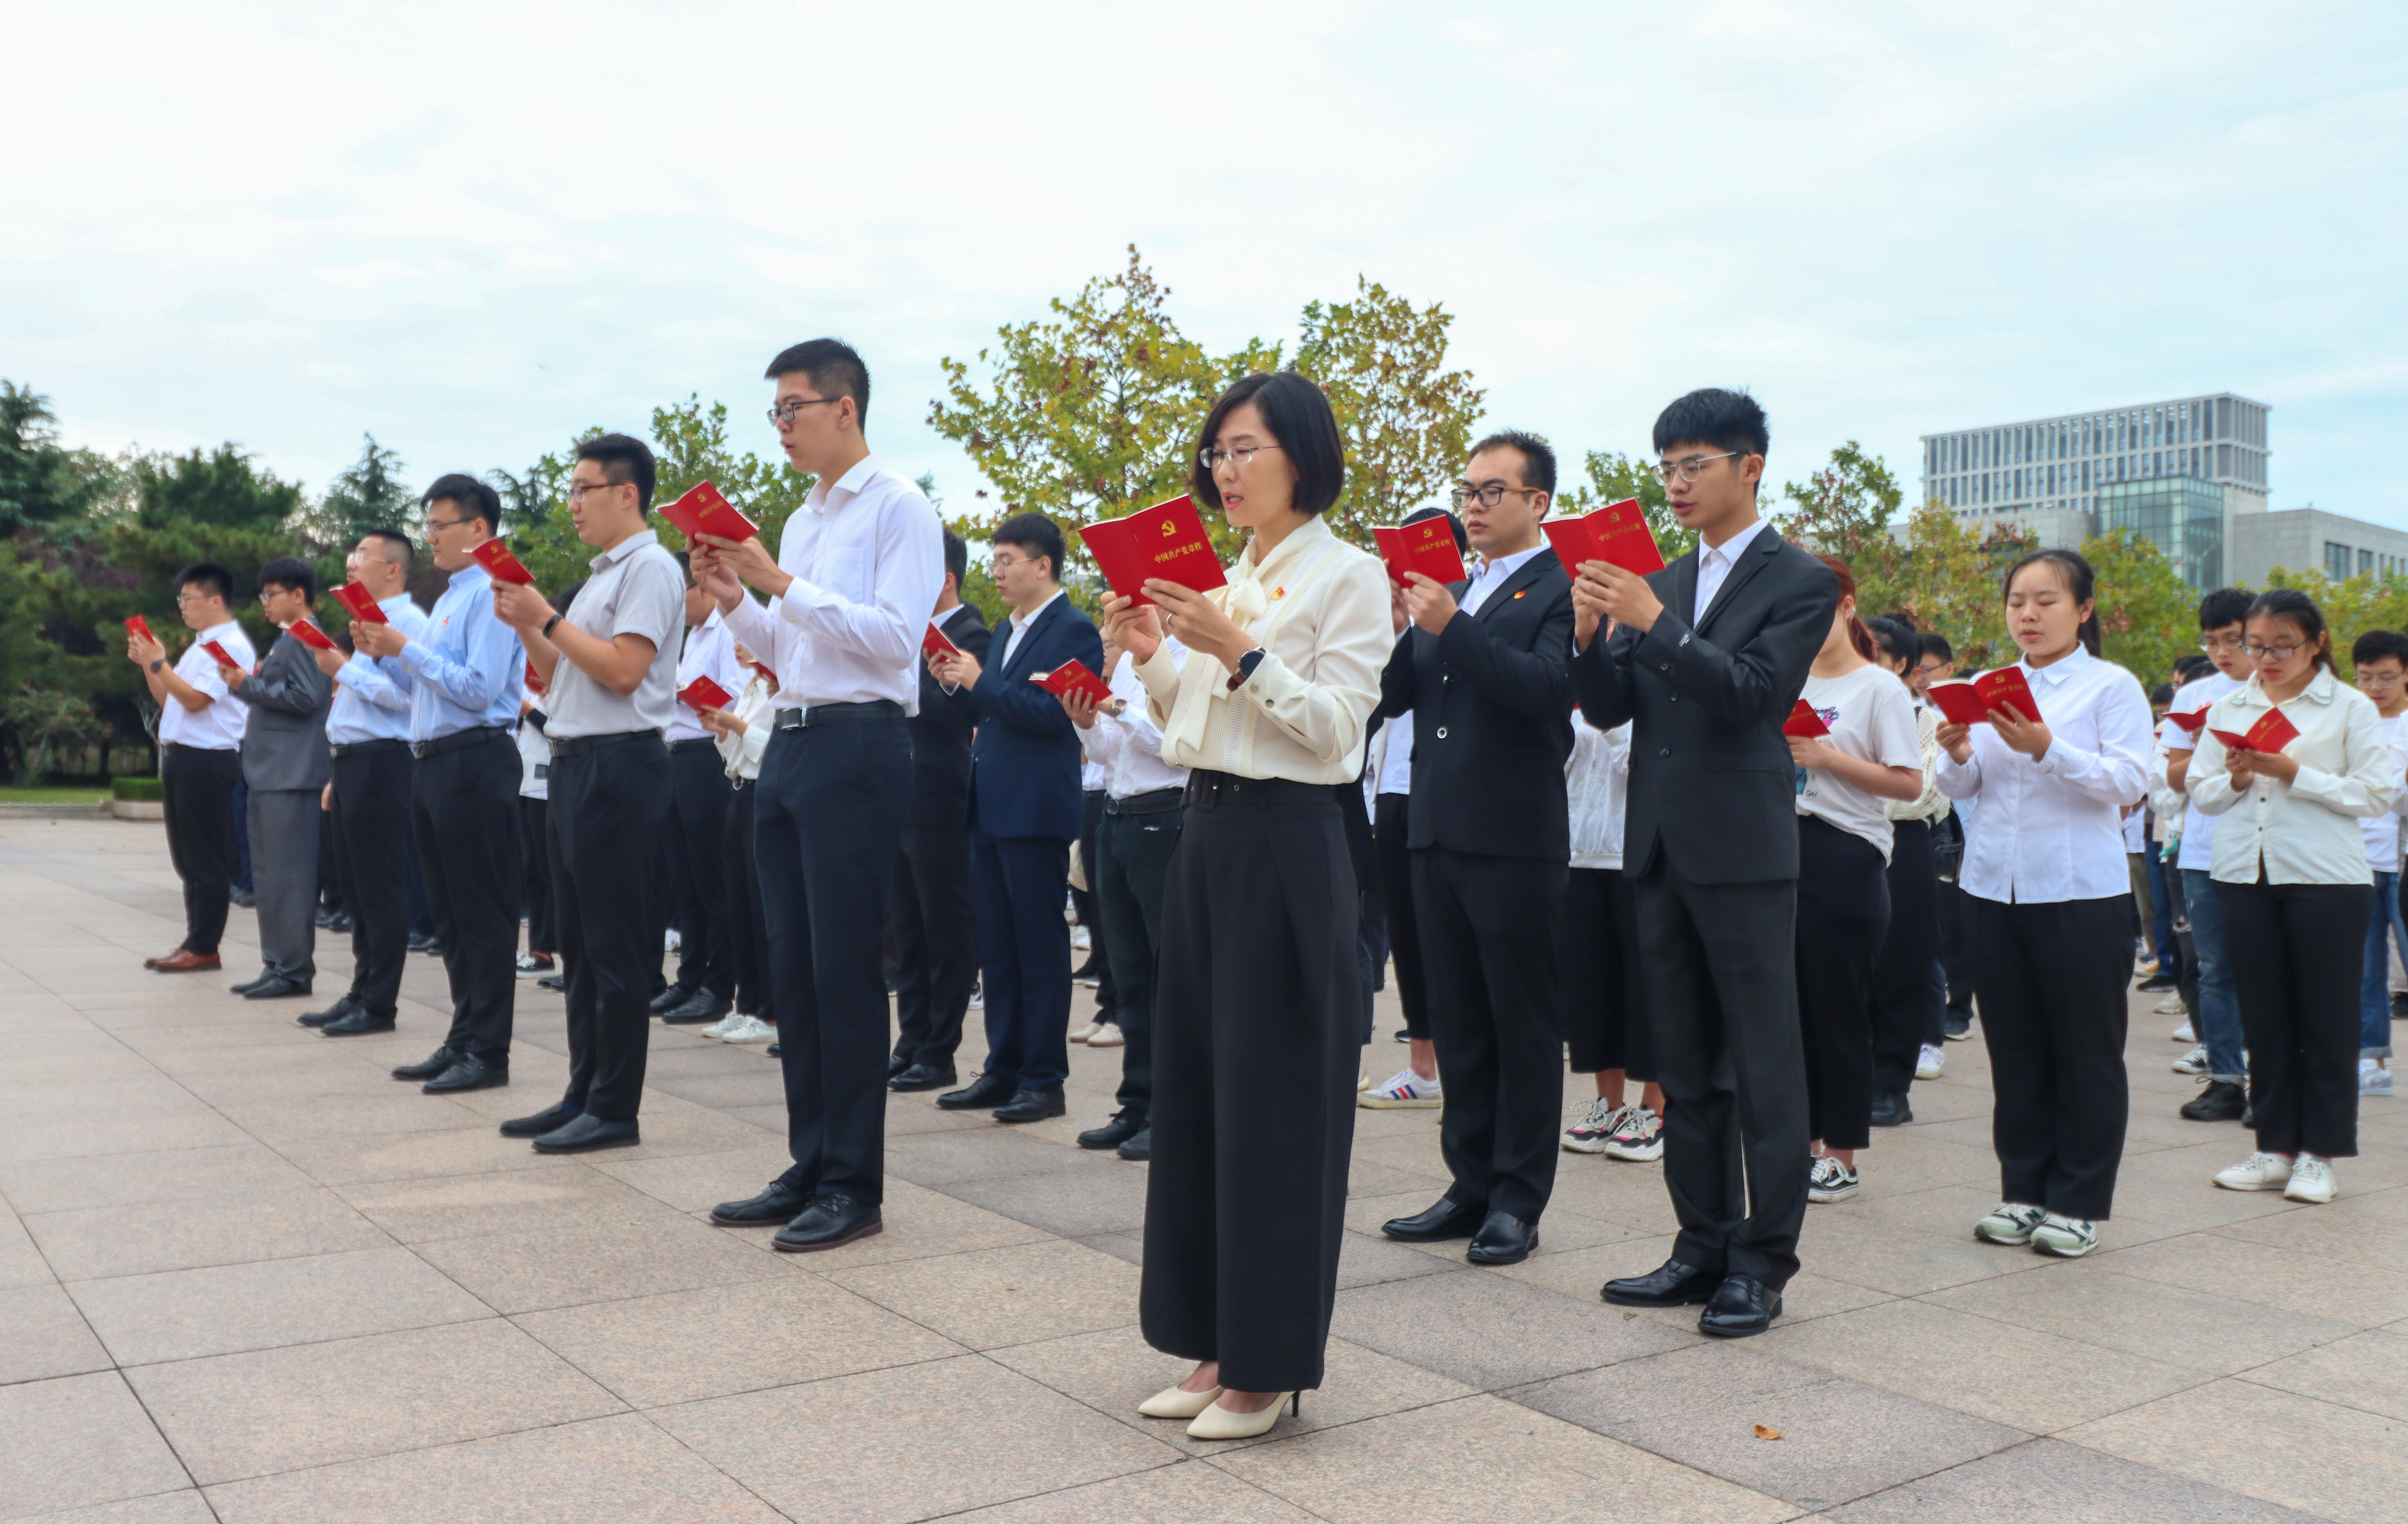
[2188,668,2400,886]
[716,674,776,782]
[2362,713,2408,872]
[1460,544,1544,618]
[1936,645,2155,903]
[1566,713,1632,870]
[160,620,255,750]
[1375,710,1415,796]
[1692,516,1771,622]
[720,454,944,715]
[1083,645,1191,799]
[664,607,743,743]
[1001,588,1067,671]
[2151,669,2243,871]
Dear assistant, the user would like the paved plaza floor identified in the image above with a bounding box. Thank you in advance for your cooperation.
[1,818,2404,1522]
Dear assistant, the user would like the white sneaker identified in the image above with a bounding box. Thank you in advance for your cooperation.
[1602,1106,1664,1162]
[1086,1022,1124,1049]
[2361,1059,2395,1096]
[664,929,681,954]
[1357,1069,1372,1093]
[1070,925,1092,953]
[1808,1154,1860,1203]
[2030,1213,2097,1257]
[1915,1043,1945,1080]
[1975,1202,2046,1244]
[1562,1098,1629,1154]
[2284,1156,2336,1204]
[1357,1067,1442,1109]
[514,953,555,979]
[2172,1046,2210,1076]
[717,1014,775,1043]
[2214,1152,2293,1191]
[1068,1019,1102,1044]
[2168,1015,2195,1037]
[968,986,984,1009]
[698,1012,743,1039]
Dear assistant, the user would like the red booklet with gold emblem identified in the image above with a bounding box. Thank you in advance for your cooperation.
[658,480,761,544]
[331,583,388,624]
[1971,665,2040,723]
[2209,708,2301,755]
[199,639,240,670]
[1371,519,1468,587]
[287,619,338,652]
[1030,659,1114,707]
[1541,499,1666,576]
[1782,699,1830,738]
[677,676,734,713]
[922,620,963,661]
[1079,495,1227,606]
[469,538,537,586]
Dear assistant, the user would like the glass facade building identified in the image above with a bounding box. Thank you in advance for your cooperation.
[2097,477,2225,588]
[1918,393,2271,541]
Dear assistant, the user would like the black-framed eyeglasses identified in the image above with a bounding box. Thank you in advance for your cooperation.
[566,481,628,505]
[1653,451,1744,484]
[1449,484,1543,510]
[2244,642,2306,661]
[1199,444,1282,472]
[768,397,842,426]
[425,515,468,536]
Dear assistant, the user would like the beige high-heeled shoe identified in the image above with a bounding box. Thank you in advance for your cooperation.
[1185,1390,1299,1440]
[1137,1382,1223,1419]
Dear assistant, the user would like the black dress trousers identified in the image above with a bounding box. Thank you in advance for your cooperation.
[162,743,243,955]
[2220,878,2371,1160]
[1557,866,1652,1078]
[1794,815,1891,1152]
[549,731,671,1121]
[331,742,413,1019]
[519,795,554,954]
[665,740,733,999]
[1411,845,1569,1223]
[1870,817,1939,1096]
[887,824,977,1068]
[1372,791,1431,1039]
[1142,789,1357,1394]
[1094,801,1182,1118]
[723,778,769,1017]
[754,713,914,1207]
[972,833,1075,1092]
[411,730,521,1064]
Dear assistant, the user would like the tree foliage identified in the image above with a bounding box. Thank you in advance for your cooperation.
[2080,527,2197,687]
[0,383,117,535]
[1294,277,1485,538]
[1559,451,1693,564]
[2257,566,2408,678]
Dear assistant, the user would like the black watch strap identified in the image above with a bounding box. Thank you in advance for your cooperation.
[542,613,564,639]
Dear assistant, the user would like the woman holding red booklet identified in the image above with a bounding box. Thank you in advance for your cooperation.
[1936,550,2154,1258]
[2188,589,2398,1204]
[1098,370,1389,1442]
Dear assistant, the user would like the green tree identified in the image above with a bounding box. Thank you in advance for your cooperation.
[2080,528,2195,686]
[108,446,307,655]
[2257,566,2408,677]
[0,382,117,535]
[1776,441,1903,563]
[646,395,817,546]
[294,434,416,599]
[1850,498,2032,672]
[1293,277,1485,541]
[1559,451,1692,564]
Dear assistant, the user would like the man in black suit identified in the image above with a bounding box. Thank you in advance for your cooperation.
[928,513,1102,1124]
[1573,388,1837,1338]
[888,529,991,1092]
[1376,432,1577,1268]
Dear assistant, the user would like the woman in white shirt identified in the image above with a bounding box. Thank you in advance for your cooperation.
[1556,713,1664,1160]
[1937,550,2154,1259]
[696,645,777,1044]
[1100,372,1389,1441]
[2189,590,2397,1204]
[1789,558,1925,1203]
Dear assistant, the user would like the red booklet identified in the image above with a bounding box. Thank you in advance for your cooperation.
[1079,495,1228,606]
[2164,707,2209,735]
[1782,699,1830,739]
[1031,659,1114,706]
[125,615,155,645]
[1925,681,1992,726]
[658,480,761,544]
[469,538,537,586]
[677,675,733,712]
[331,583,388,624]
[1371,519,1467,587]
[1972,665,2040,722]
[1541,499,1666,576]
[749,661,776,687]
[923,620,963,661]
[524,659,545,695]
[287,619,338,652]
[2210,708,2302,755]
[199,639,240,670]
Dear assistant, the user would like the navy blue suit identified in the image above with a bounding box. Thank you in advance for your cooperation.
[950,594,1102,1092]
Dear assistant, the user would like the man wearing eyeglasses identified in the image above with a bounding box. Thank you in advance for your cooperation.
[1374,431,1576,1268]
[130,562,256,974]
[351,475,526,1097]
[1571,388,1838,1339]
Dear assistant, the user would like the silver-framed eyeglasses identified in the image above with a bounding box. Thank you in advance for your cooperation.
[1449,484,1543,510]
[1199,443,1282,472]
[566,480,627,505]
[1653,450,1743,484]
[767,397,842,426]
[2199,634,2246,653]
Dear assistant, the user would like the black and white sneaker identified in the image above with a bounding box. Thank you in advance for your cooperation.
[1807,1155,1859,1203]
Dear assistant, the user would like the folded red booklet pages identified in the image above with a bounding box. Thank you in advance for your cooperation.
[749,661,776,687]
[1031,660,1114,706]
[287,619,338,652]
[922,621,963,661]
[678,676,733,712]
[1782,699,1830,738]
[1928,668,2040,726]
[658,481,761,544]
[1371,519,1467,587]
[524,659,545,695]
[125,615,154,645]
[199,639,239,670]
[331,583,388,624]
[1079,495,1228,606]
[1925,681,1992,726]
[2210,708,2301,755]
[2165,708,2209,735]
[1541,499,1666,576]
[469,539,537,586]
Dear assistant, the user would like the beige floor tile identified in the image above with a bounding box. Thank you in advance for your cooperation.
[2211,1193,2408,1273]
[0,1372,189,1521]
[943,1459,1319,1523]
[587,1139,801,1211]
[1499,1233,1894,1325]
[212,1091,491,1144]
[27,1187,390,1282]
[1213,1393,1796,1524]
[273,1123,600,1189]
[414,1208,789,1315]
[2066,1377,2408,1523]
[1816,1435,2318,1524]
[335,1164,664,1245]
[20,1492,222,1522]
[0,1210,52,1290]
[0,1281,112,1383]
[69,1245,494,1365]
[1784,1207,2057,1297]
[1925,1263,2361,1375]
[201,1410,786,1523]
[716,1175,1057,1270]
[513,1272,964,1407]
[2095,1228,2408,1326]
[651,1355,1179,1521]
[0,1143,319,1215]
[1332,1266,1698,1390]
[828,1237,1141,1350]
[2240,1325,2408,1422]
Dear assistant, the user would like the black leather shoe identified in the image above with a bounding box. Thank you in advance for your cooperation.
[1601,1257,1724,1307]
[2135,973,2177,992]
[531,1114,640,1153]
[1116,1124,1151,1162]
[228,970,275,996]
[298,995,359,1029]
[535,974,565,992]
[993,1087,1066,1123]
[648,985,696,1015]
[772,1193,882,1251]
[1698,1273,1782,1337]
[1078,1108,1145,1150]
[888,1052,911,1078]
[242,974,311,1001]
[888,1063,957,1093]
[1869,1090,1913,1127]
[2182,1078,2247,1122]
[500,1103,580,1138]
[1467,1210,1540,1266]
[422,1055,507,1093]
[937,1073,1015,1110]
[711,1178,816,1226]
[661,989,730,1025]
[392,1047,459,1082]
[1381,1197,1487,1242]
[765,1043,780,1058]
[321,1008,396,1037]
[408,933,440,954]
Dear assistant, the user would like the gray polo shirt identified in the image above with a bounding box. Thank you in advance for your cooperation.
[543,528,685,740]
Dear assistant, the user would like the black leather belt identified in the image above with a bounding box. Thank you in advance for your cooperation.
[549,730,666,760]
[1182,769,1338,810]
[412,726,508,760]
[330,739,409,758]
[774,700,904,729]
[1106,786,1186,816]
[668,738,720,754]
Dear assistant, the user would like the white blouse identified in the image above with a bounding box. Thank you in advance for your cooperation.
[1566,714,1632,871]
[2186,668,2399,886]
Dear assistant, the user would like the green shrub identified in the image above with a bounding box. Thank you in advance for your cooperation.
[111,776,163,802]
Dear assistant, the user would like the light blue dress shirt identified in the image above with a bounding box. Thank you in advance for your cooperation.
[325,594,432,746]
[397,563,524,743]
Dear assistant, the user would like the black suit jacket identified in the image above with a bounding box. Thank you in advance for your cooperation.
[1377,549,1577,860]
[907,602,990,830]
[1571,526,1837,884]
[947,594,1102,842]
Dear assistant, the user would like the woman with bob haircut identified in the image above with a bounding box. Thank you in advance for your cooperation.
[1100,369,1391,1440]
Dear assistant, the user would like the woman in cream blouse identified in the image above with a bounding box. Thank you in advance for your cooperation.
[1100,371,1390,1441]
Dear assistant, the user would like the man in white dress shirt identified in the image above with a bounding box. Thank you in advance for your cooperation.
[698,339,944,1252]
[130,562,256,973]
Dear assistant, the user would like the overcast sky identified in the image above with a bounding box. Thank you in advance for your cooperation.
[8,2,2403,528]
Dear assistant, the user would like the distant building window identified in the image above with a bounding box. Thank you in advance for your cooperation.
[2362,549,2376,577]
[2328,542,2353,580]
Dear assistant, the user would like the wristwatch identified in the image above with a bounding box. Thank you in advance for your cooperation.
[542,613,564,640]
[1227,647,1267,690]
[148,659,165,674]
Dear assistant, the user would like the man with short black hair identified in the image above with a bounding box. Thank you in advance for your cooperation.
[652,549,745,1026]
[216,558,334,1000]
[2155,587,2254,1120]
[130,563,256,973]
[353,474,525,1095]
